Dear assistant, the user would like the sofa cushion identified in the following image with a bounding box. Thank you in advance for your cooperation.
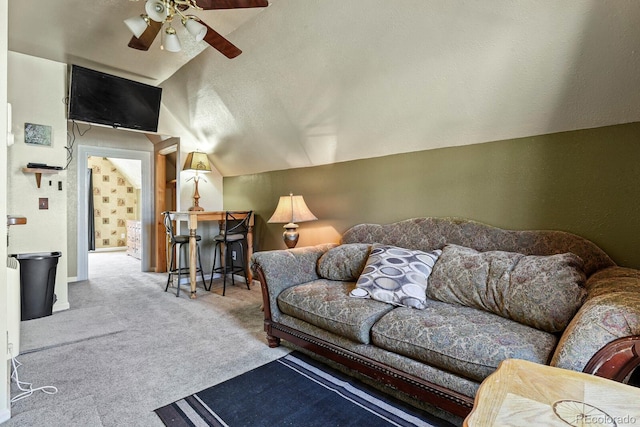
[371,302,558,382]
[317,243,371,281]
[354,244,441,309]
[427,244,587,333]
[277,280,394,344]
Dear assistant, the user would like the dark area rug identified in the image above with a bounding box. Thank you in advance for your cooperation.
[155,351,455,427]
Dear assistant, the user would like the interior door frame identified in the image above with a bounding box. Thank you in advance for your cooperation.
[154,141,178,272]
[77,145,153,281]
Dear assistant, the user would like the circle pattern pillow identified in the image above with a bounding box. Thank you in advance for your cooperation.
[352,244,441,309]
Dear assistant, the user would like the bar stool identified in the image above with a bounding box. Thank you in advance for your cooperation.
[208,211,253,296]
[162,211,205,297]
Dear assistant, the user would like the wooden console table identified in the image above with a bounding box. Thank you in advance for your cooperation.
[465,359,640,426]
[171,211,254,299]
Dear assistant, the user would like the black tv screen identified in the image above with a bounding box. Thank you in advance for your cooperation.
[68,65,162,133]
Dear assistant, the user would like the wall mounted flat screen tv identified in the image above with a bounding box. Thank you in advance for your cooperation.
[68,65,162,133]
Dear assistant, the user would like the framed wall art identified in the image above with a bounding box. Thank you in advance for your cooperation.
[24,123,52,146]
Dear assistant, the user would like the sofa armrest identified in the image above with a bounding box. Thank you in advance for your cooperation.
[551,267,640,382]
[251,243,336,325]
[583,335,640,382]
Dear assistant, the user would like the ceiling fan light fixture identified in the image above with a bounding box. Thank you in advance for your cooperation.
[164,26,182,52]
[145,0,167,22]
[127,0,268,56]
[124,14,150,39]
[184,18,207,42]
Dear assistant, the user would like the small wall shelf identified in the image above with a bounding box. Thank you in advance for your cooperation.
[22,167,58,188]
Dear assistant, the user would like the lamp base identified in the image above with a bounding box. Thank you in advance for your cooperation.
[189,176,204,211]
[283,223,299,249]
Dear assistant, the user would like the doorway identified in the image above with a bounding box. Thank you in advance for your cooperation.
[77,146,153,281]
[86,155,142,278]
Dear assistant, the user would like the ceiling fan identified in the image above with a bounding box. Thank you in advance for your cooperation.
[124,0,269,58]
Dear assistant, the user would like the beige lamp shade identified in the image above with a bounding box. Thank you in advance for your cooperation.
[183,151,211,211]
[183,151,211,172]
[268,194,317,225]
[268,193,317,248]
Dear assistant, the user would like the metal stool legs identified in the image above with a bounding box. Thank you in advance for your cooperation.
[209,240,250,296]
[208,211,252,296]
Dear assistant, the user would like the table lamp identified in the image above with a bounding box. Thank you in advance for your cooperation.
[183,151,211,211]
[268,193,317,248]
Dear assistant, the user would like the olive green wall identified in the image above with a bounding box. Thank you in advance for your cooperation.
[224,122,640,269]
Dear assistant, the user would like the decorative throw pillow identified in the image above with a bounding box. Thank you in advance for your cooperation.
[317,243,372,281]
[353,244,442,309]
[427,244,587,333]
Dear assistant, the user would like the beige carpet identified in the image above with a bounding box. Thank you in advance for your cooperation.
[20,306,125,354]
[5,252,289,427]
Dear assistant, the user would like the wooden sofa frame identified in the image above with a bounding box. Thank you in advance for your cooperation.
[255,264,640,419]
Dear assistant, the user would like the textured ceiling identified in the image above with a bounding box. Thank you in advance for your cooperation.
[8,0,267,84]
[160,0,640,176]
[8,1,640,177]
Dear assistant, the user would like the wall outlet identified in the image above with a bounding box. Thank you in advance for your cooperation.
[231,251,237,261]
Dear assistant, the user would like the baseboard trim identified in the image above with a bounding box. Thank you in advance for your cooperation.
[0,408,11,423]
[177,273,215,285]
[91,247,127,253]
[53,302,71,312]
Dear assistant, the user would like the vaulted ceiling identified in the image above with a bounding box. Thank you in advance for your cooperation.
[9,1,640,177]
[8,0,266,84]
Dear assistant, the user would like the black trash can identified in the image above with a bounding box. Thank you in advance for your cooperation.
[10,252,62,321]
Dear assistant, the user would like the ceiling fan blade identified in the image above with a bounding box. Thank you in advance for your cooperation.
[200,21,242,58]
[195,0,268,10]
[128,20,162,51]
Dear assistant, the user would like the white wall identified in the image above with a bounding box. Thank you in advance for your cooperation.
[6,52,69,312]
[0,1,10,422]
[159,86,224,250]
[156,88,224,213]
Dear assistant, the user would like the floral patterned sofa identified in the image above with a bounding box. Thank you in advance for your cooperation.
[251,217,640,418]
